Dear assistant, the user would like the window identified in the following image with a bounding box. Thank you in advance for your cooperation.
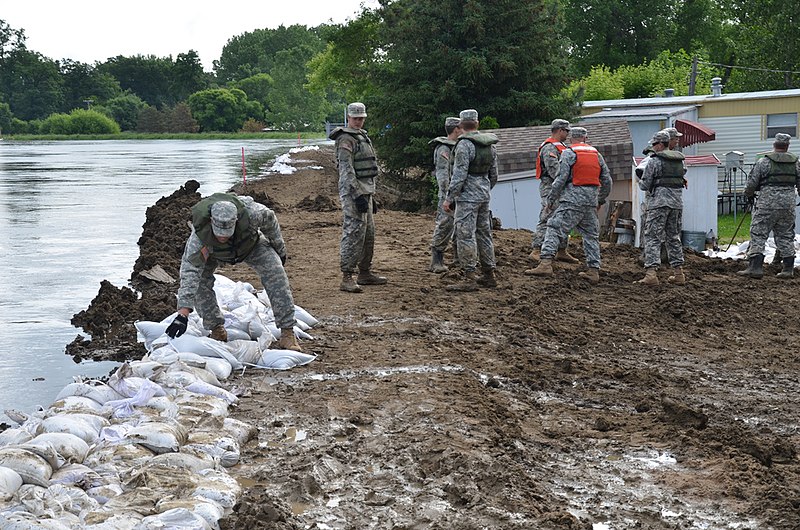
[766,113,797,139]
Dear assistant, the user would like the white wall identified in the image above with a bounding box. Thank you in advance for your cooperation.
[695,115,773,164]
[490,176,540,231]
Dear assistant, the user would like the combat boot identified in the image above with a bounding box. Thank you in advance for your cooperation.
[277,328,302,352]
[667,266,686,285]
[445,270,480,292]
[737,254,764,279]
[429,248,448,273]
[476,268,497,288]
[578,268,599,284]
[636,268,659,285]
[210,324,228,342]
[357,269,388,285]
[776,256,795,279]
[770,249,783,272]
[528,248,540,261]
[524,258,554,277]
[340,272,363,293]
[555,248,580,264]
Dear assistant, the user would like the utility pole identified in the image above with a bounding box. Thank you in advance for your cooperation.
[688,56,699,96]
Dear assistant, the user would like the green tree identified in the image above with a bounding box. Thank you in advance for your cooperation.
[58,59,121,112]
[105,93,147,131]
[166,102,200,133]
[0,101,12,132]
[99,54,175,107]
[66,108,120,134]
[187,88,250,131]
[231,73,273,112]
[266,45,327,130]
[5,50,63,120]
[136,105,166,133]
[171,50,208,102]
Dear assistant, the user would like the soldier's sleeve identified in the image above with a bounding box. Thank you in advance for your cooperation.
[336,137,360,199]
[251,202,286,258]
[795,159,800,196]
[639,156,658,192]
[542,143,561,179]
[434,145,451,192]
[488,145,499,190]
[743,160,764,197]
[597,154,613,205]
[176,232,205,310]
[549,149,573,204]
[445,142,471,202]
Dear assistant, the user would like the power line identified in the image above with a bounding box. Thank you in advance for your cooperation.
[697,59,800,76]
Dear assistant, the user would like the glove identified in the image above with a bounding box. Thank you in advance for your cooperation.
[166,314,188,338]
[355,195,369,213]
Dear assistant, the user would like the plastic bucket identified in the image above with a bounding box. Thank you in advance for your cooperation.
[681,231,706,252]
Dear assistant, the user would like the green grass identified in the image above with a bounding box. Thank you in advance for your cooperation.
[717,212,752,245]
[3,131,328,141]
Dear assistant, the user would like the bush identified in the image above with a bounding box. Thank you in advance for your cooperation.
[67,109,120,134]
[479,116,500,129]
[39,113,72,134]
[240,119,266,132]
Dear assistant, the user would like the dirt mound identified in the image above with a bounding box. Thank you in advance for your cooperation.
[67,144,800,529]
[295,194,338,211]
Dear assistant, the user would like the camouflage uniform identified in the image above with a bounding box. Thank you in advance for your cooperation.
[639,152,686,268]
[430,139,456,252]
[445,136,499,273]
[743,152,800,258]
[177,196,296,330]
[334,128,378,273]
[540,146,612,268]
[533,141,568,250]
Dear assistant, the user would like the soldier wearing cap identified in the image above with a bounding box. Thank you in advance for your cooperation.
[664,127,683,150]
[636,130,688,285]
[165,192,302,351]
[526,127,612,283]
[737,132,800,279]
[329,102,388,293]
[530,119,579,264]
[442,109,500,291]
[428,116,462,273]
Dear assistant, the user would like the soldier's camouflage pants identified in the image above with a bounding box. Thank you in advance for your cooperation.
[747,206,796,258]
[194,239,296,330]
[340,197,375,273]
[454,200,495,272]
[643,206,683,268]
[431,198,455,252]
[541,204,601,268]
[532,179,566,250]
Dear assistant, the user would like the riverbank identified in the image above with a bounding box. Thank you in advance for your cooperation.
[58,145,800,528]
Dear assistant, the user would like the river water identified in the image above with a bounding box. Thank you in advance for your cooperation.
[0,138,311,423]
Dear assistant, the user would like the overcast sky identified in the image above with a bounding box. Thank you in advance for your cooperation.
[3,1,375,70]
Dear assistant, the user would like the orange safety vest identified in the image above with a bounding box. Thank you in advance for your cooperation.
[569,143,601,186]
[535,138,567,179]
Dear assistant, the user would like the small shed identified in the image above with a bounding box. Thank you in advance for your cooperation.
[631,154,722,246]
[489,120,633,230]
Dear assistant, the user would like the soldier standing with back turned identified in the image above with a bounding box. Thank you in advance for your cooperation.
[428,116,462,273]
[330,102,388,293]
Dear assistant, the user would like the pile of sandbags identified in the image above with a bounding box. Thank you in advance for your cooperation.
[0,273,320,528]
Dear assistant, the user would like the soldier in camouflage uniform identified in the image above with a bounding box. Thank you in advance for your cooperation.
[330,102,388,293]
[636,131,687,286]
[737,133,800,279]
[165,192,302,351]
[526,127,612,283]
[530,119,578,264]
[442,109,499,292]
[428,116,462,273]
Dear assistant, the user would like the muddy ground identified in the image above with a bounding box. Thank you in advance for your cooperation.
[70,145,799,529]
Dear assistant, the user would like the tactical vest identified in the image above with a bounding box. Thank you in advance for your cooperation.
[330,127,379,180]
[761,151,799,187]
[454,131,498,176]
[535,137,568,179]
[568,143,601,186]
[191,193,259,264]
[652,150,686,188]
[429,136,456,148]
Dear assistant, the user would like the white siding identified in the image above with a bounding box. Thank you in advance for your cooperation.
[696,115,773,164]
[490,177,540,231]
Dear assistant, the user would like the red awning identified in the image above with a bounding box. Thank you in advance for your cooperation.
[675,119,716,147]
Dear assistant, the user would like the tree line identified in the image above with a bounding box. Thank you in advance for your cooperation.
[1,0,797,172]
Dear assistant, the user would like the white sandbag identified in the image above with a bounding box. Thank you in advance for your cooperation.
[136,507,211,530]
[184,366,222,387]
[17,483,99,518]
[16,442,61,472]
[4,409,31,425]
[222,418,258,446]
[84,512,144,529]
[184,381,237,405]
[224,327,251,341]
[26,432,90,466]
[48,395,107,416]
[169,335,243,370]
[126,421,188,454]
[83,442,154,471]
[175,393,230,418]
[127,360,166,379]
[294,305,319,327]
[192,468,241,509]
[0,427,34,447]
[250,349,317,370]
[0,512,74,529]
[38,414,107,444]
[49,463,103,488]
[0,465,23,500]
[134,320,169,350]
[182,435,240,467]
[154,498,225,529]
[145,452,215,473]
[225,340,263,366]
[85,482,124,504]
[266,324,313,341]
[177,352,208,368]
[202,357,232,381]
[54,382,124,406]
[147,345,179,365]
[0,447,53,487]
[107,370,167,400]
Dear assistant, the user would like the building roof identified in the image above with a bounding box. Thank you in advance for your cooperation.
[581,104,698,121]
[492,119,633,180]
[582,88,800,110]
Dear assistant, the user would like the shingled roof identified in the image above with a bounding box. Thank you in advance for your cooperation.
[492,119,633,180]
